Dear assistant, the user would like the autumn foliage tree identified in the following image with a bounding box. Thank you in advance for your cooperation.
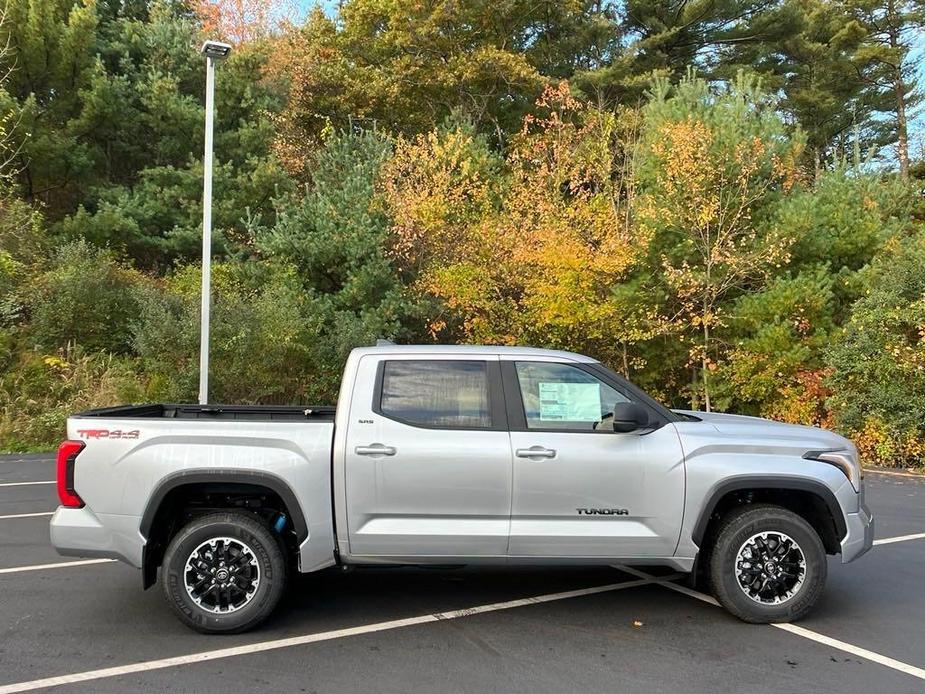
[195,0,301,44]
[635,75,803,410]
[381,85,658,367]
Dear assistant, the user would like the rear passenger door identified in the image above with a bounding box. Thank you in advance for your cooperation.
[343,355,512,558]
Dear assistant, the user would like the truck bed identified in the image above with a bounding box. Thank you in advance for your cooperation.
[74,403,336,422]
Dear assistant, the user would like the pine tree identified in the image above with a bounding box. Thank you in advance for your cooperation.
[576,0,797,104]
[728,0,887,173]
[848,0,924,178]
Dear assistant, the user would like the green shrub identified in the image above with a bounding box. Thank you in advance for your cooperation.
[0,347,146,452]
[132,261,355,405]
[24,240,148,354]
[826,232,925,468]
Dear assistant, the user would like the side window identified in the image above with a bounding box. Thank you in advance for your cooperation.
[515,362,630,431]
[379,360,491,428]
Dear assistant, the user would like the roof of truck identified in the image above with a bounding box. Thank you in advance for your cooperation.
[350,344,598,363]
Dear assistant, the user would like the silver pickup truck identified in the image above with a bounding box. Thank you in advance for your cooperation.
[51,344,873,633]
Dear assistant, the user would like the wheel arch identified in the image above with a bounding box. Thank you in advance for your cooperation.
[140,470,308,589]
[692,476,847,555]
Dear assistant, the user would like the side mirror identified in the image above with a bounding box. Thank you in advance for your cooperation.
[611,402,649,433]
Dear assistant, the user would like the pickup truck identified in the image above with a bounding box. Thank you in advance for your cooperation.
[51,344,873,633]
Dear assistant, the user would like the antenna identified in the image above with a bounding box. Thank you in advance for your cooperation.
[376,339,396,347]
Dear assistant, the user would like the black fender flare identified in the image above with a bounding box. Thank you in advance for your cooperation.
[139,469,308,588]
[690,475,847,548]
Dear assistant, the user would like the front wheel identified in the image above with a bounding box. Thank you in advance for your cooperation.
[709,504,827,623]
[161,511,287,633]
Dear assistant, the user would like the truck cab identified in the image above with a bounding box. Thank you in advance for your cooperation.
[332,346,687,565]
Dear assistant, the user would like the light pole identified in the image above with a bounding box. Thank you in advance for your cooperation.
[198,40,232,405]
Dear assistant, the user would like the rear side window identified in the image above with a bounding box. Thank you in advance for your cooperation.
[379,360,491,428]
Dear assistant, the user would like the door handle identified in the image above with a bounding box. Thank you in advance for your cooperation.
[355,444,397,457]
[515,446,556,459]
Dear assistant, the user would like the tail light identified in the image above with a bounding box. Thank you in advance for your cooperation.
[56,440,86,508]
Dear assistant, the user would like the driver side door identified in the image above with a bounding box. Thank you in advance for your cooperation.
[503,358,685,558]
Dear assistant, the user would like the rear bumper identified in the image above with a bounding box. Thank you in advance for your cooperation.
[840,501,874,563]
[50,506,143,568]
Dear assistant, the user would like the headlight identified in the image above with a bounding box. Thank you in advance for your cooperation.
[804,449,861,492]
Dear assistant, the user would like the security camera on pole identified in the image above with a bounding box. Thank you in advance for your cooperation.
[198,40,232,405]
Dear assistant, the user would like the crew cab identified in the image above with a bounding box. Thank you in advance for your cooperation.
[51,345,873,633]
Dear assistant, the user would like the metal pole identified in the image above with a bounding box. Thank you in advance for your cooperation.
[198,55,215,405]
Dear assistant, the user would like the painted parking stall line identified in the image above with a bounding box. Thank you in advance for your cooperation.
[0,481,55,488]
[0,512,53,520]
[873,532,925,546]
[0,577,658,694]
[773,623,925,680]
[0,559,115,575]
[614,565,925,683]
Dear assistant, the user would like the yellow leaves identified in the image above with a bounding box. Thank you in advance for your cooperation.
[379,89,646,353]
[43,355,69,370]
[642,110,799,399]
[380,126,498,268]
[650,118,713,193]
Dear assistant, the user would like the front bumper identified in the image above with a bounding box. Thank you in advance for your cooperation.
[50,506,143,567]
[840,500,874,563]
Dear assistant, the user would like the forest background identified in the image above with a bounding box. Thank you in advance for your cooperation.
[1,0,924,468]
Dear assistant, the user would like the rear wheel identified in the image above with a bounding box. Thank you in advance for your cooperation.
[709,504,826,623]
[161,511,287,633]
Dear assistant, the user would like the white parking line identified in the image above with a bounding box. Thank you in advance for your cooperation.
[0,577,657,694]
[874,532,925,546]
[0,481,54,487]
[0,512,53,520]
[615,565,925,683]
[773,623,925,680]
[0,559,115,575]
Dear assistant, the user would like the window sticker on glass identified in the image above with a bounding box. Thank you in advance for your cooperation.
[538,382,602,421]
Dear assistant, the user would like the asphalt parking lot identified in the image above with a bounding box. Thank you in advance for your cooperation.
[1,454,924,693]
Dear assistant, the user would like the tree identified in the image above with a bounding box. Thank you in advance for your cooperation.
[715,165,913,422]
[268,1,628,164]
[24,240,148,354]
[382,86,658,369]
[728,0,888,174]
[133,261,334,403]
[195,0,302,44]
[258,129,426,390]
[0,0,100,215]
[635,74,803,410]
[849,0,925,178]
[380,118,505,339]
[0,0,293,266]
[574,0,797,106]
[826,231,925,467]
[718,268,837,422]
[0,1,46,360]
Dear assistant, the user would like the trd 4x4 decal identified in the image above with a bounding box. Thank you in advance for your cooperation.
[76,429,140,440]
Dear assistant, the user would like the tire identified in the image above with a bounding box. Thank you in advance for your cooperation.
[708,504,826,623]
[161,511,287,634]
